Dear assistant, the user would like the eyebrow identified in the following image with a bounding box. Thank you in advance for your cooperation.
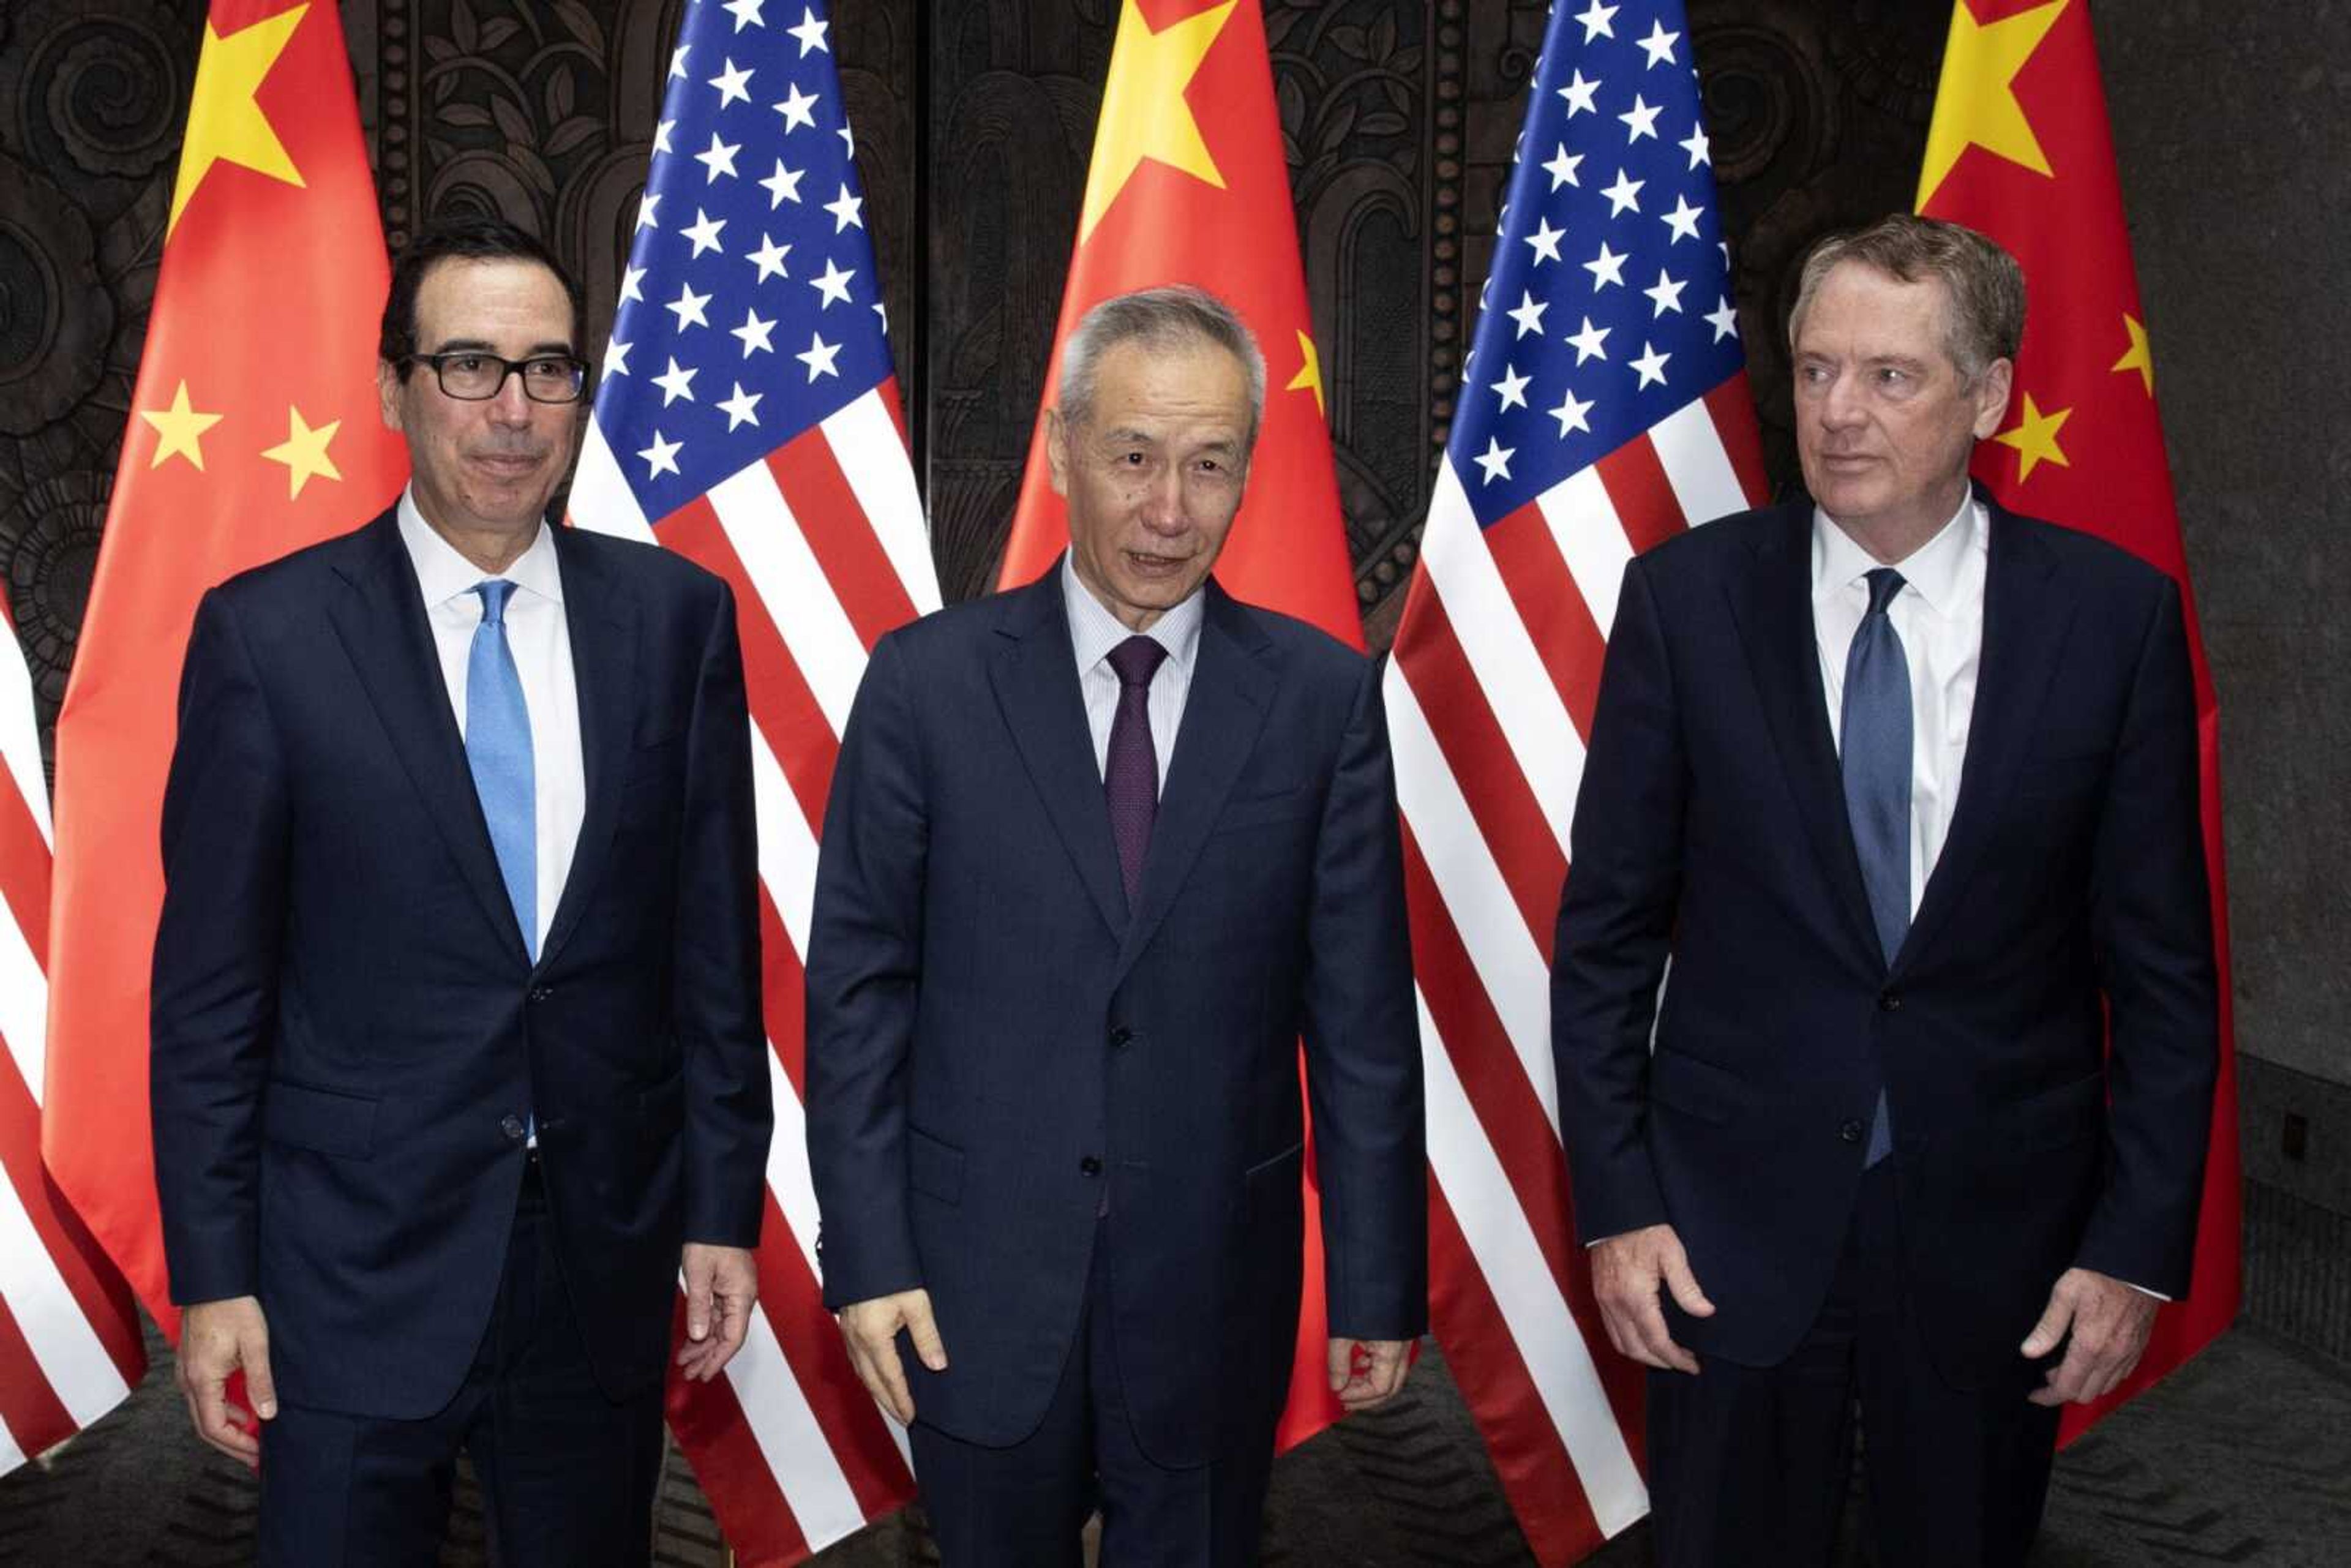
[427,337,579,357]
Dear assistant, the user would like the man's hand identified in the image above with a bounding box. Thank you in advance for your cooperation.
[838,1288,947,1423]
[177,1295,276,1469]
[2021,1266,2161,1407]
[1590,1223,1714,1374]
[1327,1337,1412,1412]
[678,1244,760,1382]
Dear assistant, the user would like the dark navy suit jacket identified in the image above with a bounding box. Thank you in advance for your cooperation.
[805,568,1427,1466]
[1552,492,2218,1387]
[150,507,773,1419]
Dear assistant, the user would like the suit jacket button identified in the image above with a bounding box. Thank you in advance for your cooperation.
[1079,1155,1103,1176]
[501,1114,527,1141]
[1839,1119,1865,1144]
[530,986,553,1003]
[1108,1026,1133,1048]
[1877,991,1902,1012]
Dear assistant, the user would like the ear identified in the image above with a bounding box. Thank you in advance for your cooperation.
[377,359,407,433]
[1970,356,2014,441]
[1044,407,1071,498]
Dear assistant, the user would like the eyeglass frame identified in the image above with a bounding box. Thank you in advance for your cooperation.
[399,350,593,405]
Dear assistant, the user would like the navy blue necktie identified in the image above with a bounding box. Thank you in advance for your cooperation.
[467,580,537,961]
[1842,567,1909,1166]
[1104,636,1168,915]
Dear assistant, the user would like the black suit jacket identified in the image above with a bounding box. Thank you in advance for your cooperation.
[805,568,1427,1465]
[151,508,772,1419]
[1551,492,2218,1386]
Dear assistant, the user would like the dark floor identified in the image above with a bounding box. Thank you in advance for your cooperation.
[2,1320,2343,1566]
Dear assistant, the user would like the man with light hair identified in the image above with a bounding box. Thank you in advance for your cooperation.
[1554,214,2217,1564]
[807,285,1428,1564]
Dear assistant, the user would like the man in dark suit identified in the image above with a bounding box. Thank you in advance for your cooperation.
[806,285,1427,1566]
[1552,215,2218,1565]
[151,216,773,1566]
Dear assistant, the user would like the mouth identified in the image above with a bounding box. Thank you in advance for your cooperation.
[1121,547,1194,578]
[470,450,547,479]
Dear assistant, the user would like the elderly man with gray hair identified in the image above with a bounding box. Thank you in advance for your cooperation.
[805,284,1427,1566]
[1553,214,2217,1564]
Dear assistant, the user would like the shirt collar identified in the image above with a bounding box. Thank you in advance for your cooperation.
[1060,552,1205,677]
[397,486,564,609]
[1810,488,1982,617]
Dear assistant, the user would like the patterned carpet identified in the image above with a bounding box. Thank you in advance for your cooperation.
[1,1321,2342,1566]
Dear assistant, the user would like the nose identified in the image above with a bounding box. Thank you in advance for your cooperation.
[1816,370,1865,429]
[485,369,536,424]
[1136,463,1188,536]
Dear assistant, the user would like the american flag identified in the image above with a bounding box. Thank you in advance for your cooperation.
[0,598,141,1476]
[564,0,934,1557]
[1385,2,1766,1558]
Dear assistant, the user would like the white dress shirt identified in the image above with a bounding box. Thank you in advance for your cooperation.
[1062,553,1204,792]
[1812,493,1986,917]
[398,490,585,955]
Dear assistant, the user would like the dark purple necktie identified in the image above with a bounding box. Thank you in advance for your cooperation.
[1104,635,1168,913]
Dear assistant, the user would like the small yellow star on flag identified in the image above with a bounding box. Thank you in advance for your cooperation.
[139,380,225,471]
[261,405,343,498]
[170,3,312,237]
[1993,391,2072,483]
[2112,312,2154,396]
[1079,0,1238,244]
[1286,330,1326,417]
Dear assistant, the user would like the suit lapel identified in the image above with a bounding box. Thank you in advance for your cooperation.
[536,527,637,971]
[988,572,1130,936]
[325,509,529,965]
[1727,504,1885,966]
[1899,498,2072,970]
[1112,581,1276,985]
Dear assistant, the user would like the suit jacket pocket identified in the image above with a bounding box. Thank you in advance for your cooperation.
[1648,1050,1741,1127]
[907,1125,964,1206]
[2009,1073,2105,1151]
[263,1079,379,1158]
[1212,785,1319,835]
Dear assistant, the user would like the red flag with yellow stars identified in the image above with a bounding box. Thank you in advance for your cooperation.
[43,0,408,1327]
[1917,0,2241,1440]
[997,0,1358,646]
[996,0,1362,1452]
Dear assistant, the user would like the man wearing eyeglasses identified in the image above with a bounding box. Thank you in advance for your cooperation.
[149,214,772,1566]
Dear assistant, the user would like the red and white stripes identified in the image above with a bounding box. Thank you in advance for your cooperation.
[1386,379,1766,1559]
[0,598,141,1476]
[569,380,933,1559]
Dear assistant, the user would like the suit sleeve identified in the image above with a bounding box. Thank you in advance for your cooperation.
[2074,577,2218,1296]
[1550,555,1687,1246]
[151,589,290,1307]
[1300,655,1428,1341]
[803,632,929,1309]
[673,580,773,1247]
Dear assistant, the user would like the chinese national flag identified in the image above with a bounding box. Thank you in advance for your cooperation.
[43,0,408,1329]
[997,0,1362,1447]
[1917,0,2242,1439]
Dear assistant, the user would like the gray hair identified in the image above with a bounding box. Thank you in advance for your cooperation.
[1789,214,2027,381]
[1056,285,1267,451]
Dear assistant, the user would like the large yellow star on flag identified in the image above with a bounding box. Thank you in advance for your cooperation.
[1286,330,1326,418]
[139,380,225,471]
[1993,392,2072,483]
[261,405,343,498]
[2113,312,2155,396]
[1917,0,2068,208]
[1078,0,1239,244]
[169,4,311,238]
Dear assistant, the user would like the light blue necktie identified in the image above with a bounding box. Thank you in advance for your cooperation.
[1841,567,1910,1168]
[467,580,536,961]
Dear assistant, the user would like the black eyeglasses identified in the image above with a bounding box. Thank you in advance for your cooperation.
[403,351,590,404]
